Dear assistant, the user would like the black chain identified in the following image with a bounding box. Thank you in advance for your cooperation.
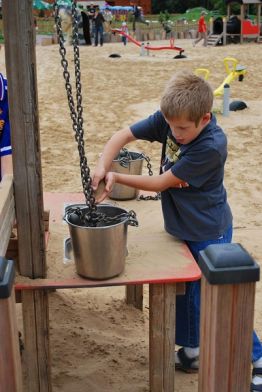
[54,3,139,227]
[54,1,95,211]
[66,207,138,227]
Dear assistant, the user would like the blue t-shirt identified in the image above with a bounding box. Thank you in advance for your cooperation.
[130,110,233,241]
[0,73,11,180]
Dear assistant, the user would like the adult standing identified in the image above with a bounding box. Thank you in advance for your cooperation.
[193,11,208,47]
[93,7,105,46]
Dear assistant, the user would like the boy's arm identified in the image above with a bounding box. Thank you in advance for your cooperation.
[1,154,13,179]
[92,127,136,190]
[95,168,188,203]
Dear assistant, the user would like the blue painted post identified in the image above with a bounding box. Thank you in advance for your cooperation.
[198,243,260,392]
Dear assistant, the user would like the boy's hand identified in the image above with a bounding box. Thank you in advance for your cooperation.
[94,172,116,204]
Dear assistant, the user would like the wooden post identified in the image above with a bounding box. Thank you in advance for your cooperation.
[149,283,176,392]
[198,243,260,392]
[240,4,244,44]
[0,258,23,392]
[2,1,51,391]
[2,0,46,278]
[223,17,227,46]
[126,284,143,310]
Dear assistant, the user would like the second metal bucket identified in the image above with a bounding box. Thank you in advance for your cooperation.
[109,151,144,200]
[64,204,129,280]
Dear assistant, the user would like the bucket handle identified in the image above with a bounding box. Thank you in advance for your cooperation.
[126,210,139,227]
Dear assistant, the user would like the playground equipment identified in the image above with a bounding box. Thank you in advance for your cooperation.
[208,0,262,45]
[195,57,247,97]
[112,28,186,58]
[195,57,248,114]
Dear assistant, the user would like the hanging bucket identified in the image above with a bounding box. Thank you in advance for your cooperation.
[109,151,144,200]
[64,204,137,280]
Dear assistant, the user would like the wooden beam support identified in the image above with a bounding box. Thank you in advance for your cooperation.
[2,0,46,278]
[22,290,51,392]
[199,279,255,392]
[126,284,143,310]
[0,289,23,392]
[149,283,176,392]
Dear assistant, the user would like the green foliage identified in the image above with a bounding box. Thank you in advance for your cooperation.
[158,11,171,24]
[152,0,226,15]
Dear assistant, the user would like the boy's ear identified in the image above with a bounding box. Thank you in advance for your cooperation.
[201,112,211,125]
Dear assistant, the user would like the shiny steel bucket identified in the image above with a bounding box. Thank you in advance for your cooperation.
[109,151,144,200]
[64,204,129,280]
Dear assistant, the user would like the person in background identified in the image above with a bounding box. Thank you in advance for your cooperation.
[121,21,129,45]
[0,72,12,181]
[103,7,113,33]
[130,2,148,32]
[93,7,105,47]
[193,10,208,47]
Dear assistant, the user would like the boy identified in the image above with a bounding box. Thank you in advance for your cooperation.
[93,71,262,390]
[0,72,12,181]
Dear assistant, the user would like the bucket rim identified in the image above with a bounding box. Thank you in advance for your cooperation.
[113,150,144,163]
[64,203,129,230]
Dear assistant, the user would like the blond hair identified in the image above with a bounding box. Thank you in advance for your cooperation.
[160,71,213,126]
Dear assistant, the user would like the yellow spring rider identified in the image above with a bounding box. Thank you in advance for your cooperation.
[195,57,247,97]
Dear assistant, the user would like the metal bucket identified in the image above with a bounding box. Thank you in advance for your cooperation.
[64,204,129,280]
[109,151,144,200]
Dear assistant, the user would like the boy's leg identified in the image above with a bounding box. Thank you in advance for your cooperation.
[251,332,262,391]
[175,226,233,372]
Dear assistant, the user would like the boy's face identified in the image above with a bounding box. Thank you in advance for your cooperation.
[165,113,211,144]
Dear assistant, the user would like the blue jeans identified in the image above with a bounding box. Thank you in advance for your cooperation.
[175,225,262,362]
[95,26,104,46]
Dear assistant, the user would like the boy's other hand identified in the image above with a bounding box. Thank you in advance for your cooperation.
[94,172,116,204]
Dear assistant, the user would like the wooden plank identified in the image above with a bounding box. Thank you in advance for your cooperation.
[199,278,255,392]
[22,290,51,392]
[2,0,46,278]
[0,289,23,392]
[0,175,15,256]
[149,283,176,392]
[125,284,143,310]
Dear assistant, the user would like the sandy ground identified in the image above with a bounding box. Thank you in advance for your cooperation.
[1,37,262,391]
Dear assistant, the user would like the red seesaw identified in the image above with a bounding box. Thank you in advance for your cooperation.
[112,29,186,57]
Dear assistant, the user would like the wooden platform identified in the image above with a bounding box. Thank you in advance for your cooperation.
[15,192,201,392]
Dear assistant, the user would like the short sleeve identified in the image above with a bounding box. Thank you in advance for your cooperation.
[130,111,168,143]
[172,146,221,188]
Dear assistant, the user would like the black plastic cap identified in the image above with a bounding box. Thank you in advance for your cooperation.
[0,258,15,299]
[199,243,260,285]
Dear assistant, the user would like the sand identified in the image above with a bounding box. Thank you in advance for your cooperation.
[1,38,262,391]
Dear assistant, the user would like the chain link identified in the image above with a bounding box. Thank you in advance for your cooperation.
[54,1,95,211]
[65,207,138,227]
[54,3,139,226]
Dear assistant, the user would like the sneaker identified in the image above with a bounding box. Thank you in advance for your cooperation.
[192,41,196,47]
[175,348,199,374]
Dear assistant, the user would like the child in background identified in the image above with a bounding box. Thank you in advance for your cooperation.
[121,22,128,46]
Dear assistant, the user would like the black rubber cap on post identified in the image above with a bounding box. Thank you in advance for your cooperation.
[199,243,260,285]
[0,257,15,299]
